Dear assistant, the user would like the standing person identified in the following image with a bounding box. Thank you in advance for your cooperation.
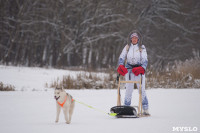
[117,30,150,116]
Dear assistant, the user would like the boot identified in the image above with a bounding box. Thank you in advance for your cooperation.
[143,109,150,116]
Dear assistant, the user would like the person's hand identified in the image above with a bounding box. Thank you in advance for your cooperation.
[132,66,145,76]
[117,65,128,76]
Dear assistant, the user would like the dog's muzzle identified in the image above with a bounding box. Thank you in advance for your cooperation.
[54,96,60,100]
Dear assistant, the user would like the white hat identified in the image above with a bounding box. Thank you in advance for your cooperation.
[130,33,139,39]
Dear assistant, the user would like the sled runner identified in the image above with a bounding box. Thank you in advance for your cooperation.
[110,74,146,118]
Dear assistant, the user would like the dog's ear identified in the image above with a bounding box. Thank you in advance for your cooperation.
[55,86,61,90]
[55,85,58,90]
[55,86,58,90]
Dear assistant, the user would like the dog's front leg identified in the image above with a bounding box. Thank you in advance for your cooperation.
[69,101,75,123]
[63,108,70,124]
[55,103,61,123]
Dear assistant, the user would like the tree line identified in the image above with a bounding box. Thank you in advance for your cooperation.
[0,0,199,70]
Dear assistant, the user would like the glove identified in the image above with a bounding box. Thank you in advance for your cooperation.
[132,66,145,76]
[117,65,128,76]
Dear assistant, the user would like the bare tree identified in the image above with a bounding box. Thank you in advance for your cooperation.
[0,0,199,70]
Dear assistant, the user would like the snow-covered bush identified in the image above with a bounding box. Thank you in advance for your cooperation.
[49,57,200,89]
[146,57,200,88]
[0,82,15,91]
[50,72,118,89]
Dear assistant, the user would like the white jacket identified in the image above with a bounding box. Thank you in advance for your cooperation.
[118,43,148,70]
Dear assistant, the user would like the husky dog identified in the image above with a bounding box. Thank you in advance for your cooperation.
[54,87,75,124]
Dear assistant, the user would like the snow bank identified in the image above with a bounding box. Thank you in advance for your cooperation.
[0,65,108,91]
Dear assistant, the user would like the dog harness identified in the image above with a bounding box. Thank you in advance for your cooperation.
[57,96,74,107]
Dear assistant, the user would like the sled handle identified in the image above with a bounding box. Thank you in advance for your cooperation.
[138,74,143,116]
[117,74,121,106]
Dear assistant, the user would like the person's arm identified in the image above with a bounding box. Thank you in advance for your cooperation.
[118,45,128,66]
[141,45,148,71]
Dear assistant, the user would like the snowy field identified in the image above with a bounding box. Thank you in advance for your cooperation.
[0,65,200,133]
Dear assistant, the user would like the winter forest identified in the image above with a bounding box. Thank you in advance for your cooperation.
[0,0,200,88]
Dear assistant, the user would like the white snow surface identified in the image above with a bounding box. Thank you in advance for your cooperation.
[0,65,200,133]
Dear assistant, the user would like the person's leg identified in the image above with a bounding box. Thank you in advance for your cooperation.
[124,72,134,106]
[136,74,149,111]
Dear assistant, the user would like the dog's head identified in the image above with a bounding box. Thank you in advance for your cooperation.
[54,87,65,100]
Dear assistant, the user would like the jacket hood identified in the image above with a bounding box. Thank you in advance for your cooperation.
[127,30,142,48]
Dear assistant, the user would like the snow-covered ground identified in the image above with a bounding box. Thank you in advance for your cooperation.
[0,65,200,133]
